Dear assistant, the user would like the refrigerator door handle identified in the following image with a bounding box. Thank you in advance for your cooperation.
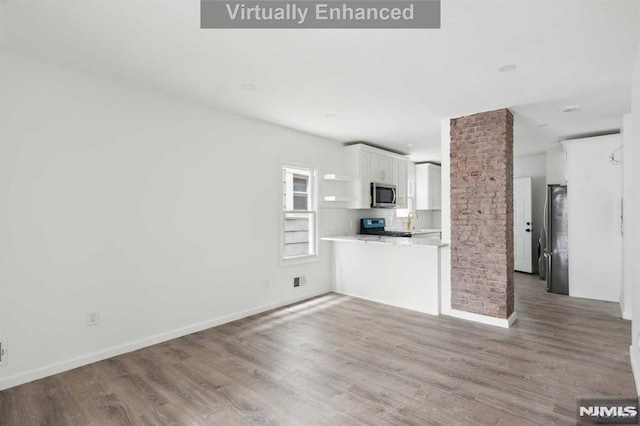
[543,193,548,235]
[543,251,552,291]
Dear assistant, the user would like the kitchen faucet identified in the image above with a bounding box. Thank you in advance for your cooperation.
[406,211,418,230]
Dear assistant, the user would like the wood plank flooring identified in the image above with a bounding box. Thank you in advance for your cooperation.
[1,273,636,425]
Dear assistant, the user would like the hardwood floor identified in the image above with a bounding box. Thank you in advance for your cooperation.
[1,273,636,425]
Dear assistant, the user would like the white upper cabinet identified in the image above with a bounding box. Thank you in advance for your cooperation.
[345,144,409,209]
[393,157,408,208]
[370,153,393,184]
[415,163,441,210]
[407,162,416,200]
[546,145,566,185]
[358,150,372,208]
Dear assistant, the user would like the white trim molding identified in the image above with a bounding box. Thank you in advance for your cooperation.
[630,345,640,397]
[0,290,329,391]
[622,305,632,321]
[447,309,517,329]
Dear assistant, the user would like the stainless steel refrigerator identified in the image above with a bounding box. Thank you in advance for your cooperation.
[542,185,569,295]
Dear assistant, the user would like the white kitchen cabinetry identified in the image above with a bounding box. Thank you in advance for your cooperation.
[345,143,409,209]
[326,237,442,315]
[415,163,441,210]
[370,153,393,184]
[546,145,566,185]
[393,158,408,208]
[356,149,372,208]
[407,162,416,200]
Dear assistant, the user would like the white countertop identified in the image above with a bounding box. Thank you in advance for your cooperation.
[387,228,441,235]
[321,235,447,247]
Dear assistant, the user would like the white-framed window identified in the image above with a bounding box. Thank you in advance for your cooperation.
[282,163,317,263]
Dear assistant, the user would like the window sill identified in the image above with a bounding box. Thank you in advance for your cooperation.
[281,254,320,267]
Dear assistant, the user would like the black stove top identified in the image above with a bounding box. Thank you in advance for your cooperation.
[359,218,412,238]
[378,230,412,238]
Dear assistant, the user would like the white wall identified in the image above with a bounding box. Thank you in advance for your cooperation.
[563,135,622,303]
[546,145,566,185]
[622,114,633,320]
[514,154,547,273]
[439,119,451,315]
[0,53,354,389]
[630,39,640,396]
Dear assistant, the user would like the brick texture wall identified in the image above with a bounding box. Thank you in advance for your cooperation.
[450,108,514,319]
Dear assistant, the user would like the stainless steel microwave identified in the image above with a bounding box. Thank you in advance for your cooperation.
[371,182,397,208]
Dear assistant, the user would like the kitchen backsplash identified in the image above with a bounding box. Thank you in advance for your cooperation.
[431,210,441,228]
[356,209,440,231]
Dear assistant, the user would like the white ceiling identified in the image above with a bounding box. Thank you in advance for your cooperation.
[2,0,640,161]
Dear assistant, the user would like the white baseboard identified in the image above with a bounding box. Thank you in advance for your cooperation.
[0,289,329,391]
[621,300,632,320]
[447,309,517,328]
[630,345,640,396]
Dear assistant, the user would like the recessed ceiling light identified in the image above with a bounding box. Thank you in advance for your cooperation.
[561,105,581,113]
[536,123,549,128]
[325,114,336,119]
[499,64,517,73]
[242,84,256,91]
[407,143,414,147]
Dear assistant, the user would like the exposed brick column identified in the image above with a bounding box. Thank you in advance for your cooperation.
[450,108,514,319]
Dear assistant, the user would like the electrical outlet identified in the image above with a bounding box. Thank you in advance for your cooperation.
[87,312,100,326]
[0,337,7,366]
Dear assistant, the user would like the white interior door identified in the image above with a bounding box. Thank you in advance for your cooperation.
[514,177,533,273]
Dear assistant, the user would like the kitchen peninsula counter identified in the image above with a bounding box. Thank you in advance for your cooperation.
[322,235,447,247]
[322,235,444,315]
